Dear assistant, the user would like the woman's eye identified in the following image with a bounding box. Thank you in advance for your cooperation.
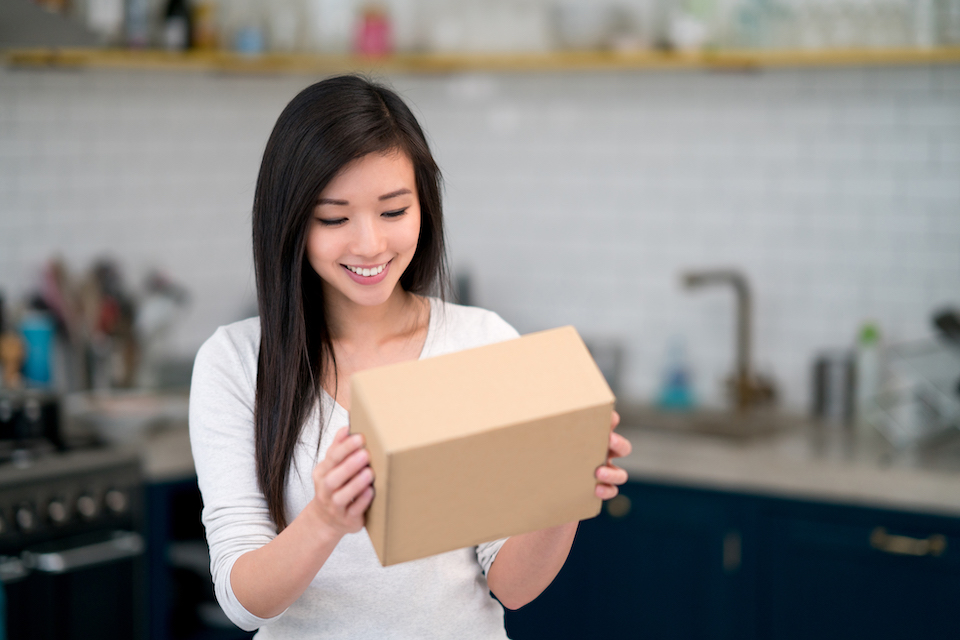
[382,208,407,218]
[316,217,346,226]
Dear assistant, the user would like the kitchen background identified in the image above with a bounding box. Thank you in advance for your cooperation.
[0,0,960,640]
[2,4,959,411]
[2,1,960,639]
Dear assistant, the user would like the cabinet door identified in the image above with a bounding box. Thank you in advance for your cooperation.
[504,481,748,640]
[756,501,960,640]
[146,478,254,640]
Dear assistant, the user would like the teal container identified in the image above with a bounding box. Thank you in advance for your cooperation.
[20,313,55,386]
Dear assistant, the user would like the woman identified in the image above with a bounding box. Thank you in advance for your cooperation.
[189,75,631,638]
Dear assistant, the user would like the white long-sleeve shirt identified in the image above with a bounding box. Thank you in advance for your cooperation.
[189,298,519,639]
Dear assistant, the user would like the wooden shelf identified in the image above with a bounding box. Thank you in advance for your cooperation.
[5,46,960,75]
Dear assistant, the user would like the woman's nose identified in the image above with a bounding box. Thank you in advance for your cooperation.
[349,216,387,257]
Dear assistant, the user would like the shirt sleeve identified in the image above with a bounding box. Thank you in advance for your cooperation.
[188,325,286,632]
[475,538,508,576]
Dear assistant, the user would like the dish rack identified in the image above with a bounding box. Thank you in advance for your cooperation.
[866,337,960,449]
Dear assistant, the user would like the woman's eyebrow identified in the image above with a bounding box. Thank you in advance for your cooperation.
[317,188,410,206]
[379,188,411,201]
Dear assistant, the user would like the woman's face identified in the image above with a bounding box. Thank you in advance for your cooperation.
[308,150,421,309]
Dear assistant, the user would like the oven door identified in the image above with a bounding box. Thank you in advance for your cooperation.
[5,529,145,640]
[1,554,30,639]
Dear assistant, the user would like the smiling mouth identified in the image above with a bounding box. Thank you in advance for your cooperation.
[343,262,389,277]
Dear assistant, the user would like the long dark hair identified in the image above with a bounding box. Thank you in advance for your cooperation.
[252,75,448,531]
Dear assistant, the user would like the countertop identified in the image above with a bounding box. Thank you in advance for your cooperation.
[135,413,960,518]
[617,412,960,518]
[137,422,195,483]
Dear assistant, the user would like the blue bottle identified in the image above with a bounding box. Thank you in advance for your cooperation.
[657,338,694,411]
[20,313,55,387]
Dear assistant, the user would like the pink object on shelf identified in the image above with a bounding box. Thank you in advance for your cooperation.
[355,7,392,56]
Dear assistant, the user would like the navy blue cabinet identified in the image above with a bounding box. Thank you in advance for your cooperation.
[504,481,960,640]
[146,478,254,640]
[755,500,960,640]
[586,482,749,640]
[504,481,750,640]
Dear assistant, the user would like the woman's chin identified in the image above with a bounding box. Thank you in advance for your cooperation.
[332,281,405,309]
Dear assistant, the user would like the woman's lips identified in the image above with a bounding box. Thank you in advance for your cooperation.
[342,260,391,285]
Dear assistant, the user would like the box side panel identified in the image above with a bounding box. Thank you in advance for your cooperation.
[349,385,390,565]
[384,401,614,565]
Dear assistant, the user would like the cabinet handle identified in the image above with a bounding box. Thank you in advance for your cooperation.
[723,530,742,573]
[23,530,144,574]
[869,527,947,557]
[0,556,29,584]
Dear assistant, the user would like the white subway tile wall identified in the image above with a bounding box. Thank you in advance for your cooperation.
[0,66,958,410]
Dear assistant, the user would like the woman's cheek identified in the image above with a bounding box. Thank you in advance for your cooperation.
[405,209,423,248]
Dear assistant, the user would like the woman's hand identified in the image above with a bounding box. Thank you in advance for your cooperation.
[310,426,375,536]
[595,411,631,500]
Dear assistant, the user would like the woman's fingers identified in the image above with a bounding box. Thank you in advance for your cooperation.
[595,412,631,499]
[332,466,374,508]
[310,426,375,534]
[608,431,632,460]
[346,487,375,518]
[313,427,348,475]
[595,484,619,500]
[323,447,370,493]
[596,464,628,486]
[324,428,365,468]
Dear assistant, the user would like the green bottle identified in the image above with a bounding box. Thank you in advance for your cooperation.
[855,322,881,434]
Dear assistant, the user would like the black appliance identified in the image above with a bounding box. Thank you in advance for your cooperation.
[0,390,62,459]
[0,390,145,640]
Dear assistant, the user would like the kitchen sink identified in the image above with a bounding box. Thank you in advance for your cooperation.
[617,403,805,440]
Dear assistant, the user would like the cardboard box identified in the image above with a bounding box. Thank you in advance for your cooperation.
[350,325,615,566]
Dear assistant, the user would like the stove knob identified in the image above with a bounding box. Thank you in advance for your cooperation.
[0,396,13,422]
[105,489,128,515]
[47,499,69,525]
[76,494,98,520]
[15,504,36,532]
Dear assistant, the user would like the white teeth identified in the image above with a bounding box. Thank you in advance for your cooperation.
[347,263,386,277]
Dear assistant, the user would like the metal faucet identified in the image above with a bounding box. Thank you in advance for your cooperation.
[682,269,776,412]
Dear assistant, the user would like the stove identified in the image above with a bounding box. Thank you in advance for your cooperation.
[0,390,146,640]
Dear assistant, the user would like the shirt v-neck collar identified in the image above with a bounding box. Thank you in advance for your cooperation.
[322,296,438,418]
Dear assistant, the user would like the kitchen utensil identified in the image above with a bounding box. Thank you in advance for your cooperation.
[867,337,960,448]
[812,350,855,425]
[933,308,960,345]
[65,390,188,445]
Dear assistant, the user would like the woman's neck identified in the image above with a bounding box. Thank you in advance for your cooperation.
[320,287,430,410]
[324,287,426,349]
